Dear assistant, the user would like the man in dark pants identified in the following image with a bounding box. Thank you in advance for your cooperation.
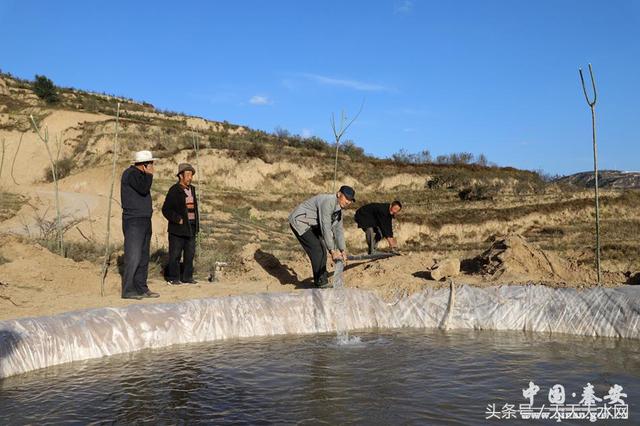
[289,186,354,288]
[354,201,402,254]
[120,150,160,300]
[162,163,200,285]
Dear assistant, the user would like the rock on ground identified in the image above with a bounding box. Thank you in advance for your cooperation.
[430,258,460,281]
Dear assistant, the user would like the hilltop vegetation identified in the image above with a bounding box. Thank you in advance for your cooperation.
[0,72,527,183]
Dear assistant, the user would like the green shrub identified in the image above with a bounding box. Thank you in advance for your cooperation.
[33,75,59,104]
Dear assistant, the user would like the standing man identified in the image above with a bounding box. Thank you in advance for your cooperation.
[289,185,355,288]
[162,163,200,285]
[120,150,160,300]
[354,201,402,254]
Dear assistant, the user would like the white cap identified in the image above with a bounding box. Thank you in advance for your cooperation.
[133,150,156,164]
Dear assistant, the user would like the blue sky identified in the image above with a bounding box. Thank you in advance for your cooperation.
[1,1,638,175]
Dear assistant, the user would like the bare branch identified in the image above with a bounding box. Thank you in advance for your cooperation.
[0,295,19,306]
[330,100,365,191]
[29,115,64,255]
[10,132,24,185]
[75,225,93,243]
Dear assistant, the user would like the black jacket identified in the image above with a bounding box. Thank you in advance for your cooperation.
[354,203,394,238]
[121,166,153,219]
[161,183,200,237]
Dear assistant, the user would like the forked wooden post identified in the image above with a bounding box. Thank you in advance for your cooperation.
[579,63,601,284]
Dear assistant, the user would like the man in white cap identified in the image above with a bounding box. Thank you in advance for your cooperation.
[120,150,160,299]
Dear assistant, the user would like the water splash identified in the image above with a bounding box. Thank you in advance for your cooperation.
[332,260,361,345]
[335,334,362,345]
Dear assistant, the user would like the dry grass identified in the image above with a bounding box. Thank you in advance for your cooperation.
[0,192,24,222]
[36,239,114,264]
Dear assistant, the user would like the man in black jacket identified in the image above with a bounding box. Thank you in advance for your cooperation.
[162,163,200,285]
[354,201,402,254]
[120,150,160,300]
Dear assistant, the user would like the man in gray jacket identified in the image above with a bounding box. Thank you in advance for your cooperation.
[289,185,355,288]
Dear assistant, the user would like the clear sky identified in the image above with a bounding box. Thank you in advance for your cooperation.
[1,1,638,175]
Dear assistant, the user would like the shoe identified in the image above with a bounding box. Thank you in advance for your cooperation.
[122,293,143,300]
[166,280,182,286]
[316,279,332,289]
[141,291,160,298]
[181,279,198,284]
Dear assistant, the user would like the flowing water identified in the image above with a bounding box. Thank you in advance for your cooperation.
[332,260,361,345]
[1,328,638,425]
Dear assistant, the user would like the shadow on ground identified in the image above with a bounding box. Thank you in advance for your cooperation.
[254,249,315,288]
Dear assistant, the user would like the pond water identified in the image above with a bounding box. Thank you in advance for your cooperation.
[1,328,638,425]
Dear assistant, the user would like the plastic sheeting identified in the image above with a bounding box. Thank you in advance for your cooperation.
[1,284,639,379]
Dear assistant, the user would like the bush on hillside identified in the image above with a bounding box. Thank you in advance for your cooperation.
[391,149,432,164]
[245,142,269,162]
[33,75,59,104]
[44,157,73,182]
[458,185,498,201]
[340,139,365,159]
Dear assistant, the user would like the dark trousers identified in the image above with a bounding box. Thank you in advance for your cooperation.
[291,225,328,286]
[166,225,196,282]
[122,217,152,296]
[364,227,382,254]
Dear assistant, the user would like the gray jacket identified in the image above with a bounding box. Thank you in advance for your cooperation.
[289,194,346,251]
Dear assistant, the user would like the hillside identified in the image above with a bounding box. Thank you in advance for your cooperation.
[557,170,640,189]
[1,73,639,320]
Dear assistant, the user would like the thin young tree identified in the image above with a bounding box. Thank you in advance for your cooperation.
[0,138,5,206]
[191,131,204,260]
[330,101,364,191]
[579,63,601,284]
[29,115,64,255]
[0,138,5,183]
[100,103,121,296]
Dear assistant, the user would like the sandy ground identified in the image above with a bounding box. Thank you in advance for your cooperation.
[0,233,628,321]
[0,110,111,187]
